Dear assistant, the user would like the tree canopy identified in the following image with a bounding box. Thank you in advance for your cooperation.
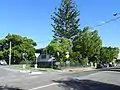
[46,25,119,64]
[100,47,119,63]
[72,27,102,63]
[51,0,80,39]
[0,34,36,64]
[0,0,119,66]
[45,38,72,62]
[49,0,119,65]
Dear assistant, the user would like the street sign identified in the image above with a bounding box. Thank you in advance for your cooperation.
[65,51,69,59]
[66,54,69,59]
[35,53,40,58]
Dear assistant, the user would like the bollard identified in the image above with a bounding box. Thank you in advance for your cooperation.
[90,62,93,67]
[23,64,26,69]
[35,64,37,69]
[95,63,97,68]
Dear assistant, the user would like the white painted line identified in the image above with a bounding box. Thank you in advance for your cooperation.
[29,83,58,90]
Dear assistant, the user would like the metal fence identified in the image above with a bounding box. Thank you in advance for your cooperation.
[58,62,90,69]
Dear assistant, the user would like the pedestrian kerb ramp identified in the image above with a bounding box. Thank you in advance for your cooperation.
[30,71,43,75]
[19,70,44,75]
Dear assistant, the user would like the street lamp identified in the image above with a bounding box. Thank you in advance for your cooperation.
[113,12,120,16]
[91,12,120,29]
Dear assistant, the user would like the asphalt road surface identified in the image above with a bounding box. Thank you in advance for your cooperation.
[0,66,120,90]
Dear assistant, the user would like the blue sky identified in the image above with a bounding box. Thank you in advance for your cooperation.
[0,0,120,48]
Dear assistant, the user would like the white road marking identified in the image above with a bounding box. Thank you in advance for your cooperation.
[29,83,58,90]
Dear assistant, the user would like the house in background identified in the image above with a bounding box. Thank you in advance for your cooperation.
[117,53,120,60]
[31,48,57,68]
[35,48,44,54]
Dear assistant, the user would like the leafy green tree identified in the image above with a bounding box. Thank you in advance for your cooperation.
[71,52,82,63]
[51,0,80,39]
[0,51,3,59]
[72,27,102,63]
[100,47,119,63]
[46,38,72,62]
[0,34,36,64]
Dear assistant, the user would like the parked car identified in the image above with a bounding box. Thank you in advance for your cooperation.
[109,62,115,67]
[0,60,7,65]
[103,63,108,67]
[96,63,104,69]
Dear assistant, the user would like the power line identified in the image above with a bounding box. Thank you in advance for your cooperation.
[92,16,120,29]
[36,16,120,44]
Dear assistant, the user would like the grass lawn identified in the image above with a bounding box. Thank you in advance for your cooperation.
[12,64,31,69]
[11,64,94,72]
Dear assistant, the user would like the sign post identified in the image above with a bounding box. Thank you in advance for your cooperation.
[57,52,61,69]
[65,52,70,67]
[35,53,40,69]
[22,53,26,69]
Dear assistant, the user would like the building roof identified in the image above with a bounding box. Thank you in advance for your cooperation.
[35,48,44,53]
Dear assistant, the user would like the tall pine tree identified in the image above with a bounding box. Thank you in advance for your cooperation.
[51,0,80,39]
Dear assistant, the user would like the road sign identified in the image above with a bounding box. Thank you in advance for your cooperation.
[66,54,69,59]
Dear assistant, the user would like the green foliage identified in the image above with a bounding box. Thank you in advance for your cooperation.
[46,25,119,65]
[72,27,102,63]
[0,34,36,64]
[46,38,72,62]
[51,0,80,39]
[0,51,3,59]
[71,52,82,63]
[100,47,119,63]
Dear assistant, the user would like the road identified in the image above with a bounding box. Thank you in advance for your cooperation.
[0,66,120,90]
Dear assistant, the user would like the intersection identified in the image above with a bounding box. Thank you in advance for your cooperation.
[0,66,120,90]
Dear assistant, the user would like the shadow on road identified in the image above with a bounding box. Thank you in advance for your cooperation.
[53,79,120,90]
[100,67,120,72]
[0,86,23,90]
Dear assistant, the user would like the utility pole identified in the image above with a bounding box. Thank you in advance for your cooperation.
[9,41,11,65]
